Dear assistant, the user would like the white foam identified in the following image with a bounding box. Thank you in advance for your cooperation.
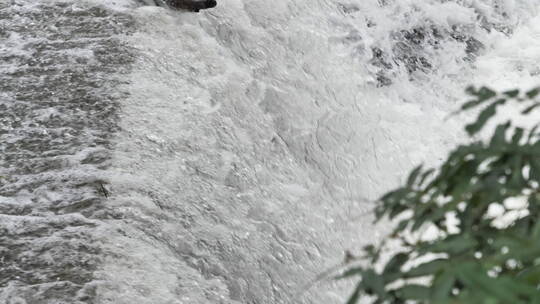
[97,1,540,303]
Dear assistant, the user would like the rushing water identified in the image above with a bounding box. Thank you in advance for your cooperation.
[1,0,540,303]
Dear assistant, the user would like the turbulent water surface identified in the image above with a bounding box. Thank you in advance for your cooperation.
[1,0,540,303]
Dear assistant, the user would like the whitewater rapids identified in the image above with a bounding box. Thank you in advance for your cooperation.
[1,0,540,303]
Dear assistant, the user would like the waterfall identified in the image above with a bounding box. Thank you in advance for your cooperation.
[2,0,540,303]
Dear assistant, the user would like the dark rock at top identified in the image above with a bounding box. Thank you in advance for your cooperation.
[165,0,217,12]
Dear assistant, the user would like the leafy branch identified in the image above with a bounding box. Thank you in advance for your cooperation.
[341,86,540,303]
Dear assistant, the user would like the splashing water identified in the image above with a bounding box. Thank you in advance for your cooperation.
[1,0,540,303]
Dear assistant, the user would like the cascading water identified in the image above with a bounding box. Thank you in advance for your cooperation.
[1,0,540,303]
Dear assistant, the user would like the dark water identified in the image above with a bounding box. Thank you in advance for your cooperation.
[0,2,134,302]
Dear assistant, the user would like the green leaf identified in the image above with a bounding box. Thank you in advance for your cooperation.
[411,208,432,232]
[457,264,520,303]
[521,102,540,114]
[527,124,539,142]
[526,88,540,99]
[517,265,540,285]
[532,220,540,239]
[461,87,497,111]
[489,122,510,148]
[336,267,363,279]
[383,253,408,275]
[511,127,524,145]
[346,282,363,304]
[465,99,506,135]
[407,165,423,187]
[362,244,381,263]
[392,219,410,235]
[421,235,477,255]
[503,89,520,98]
[432,270,456,300]
[508,155,525,187]
[496,276,539,297]
[394,284,430,300]
[476,87,497,100]
[405,259,447,277]
[361,269,387,296]
[418,168,436,186]
[528,158,540,182]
